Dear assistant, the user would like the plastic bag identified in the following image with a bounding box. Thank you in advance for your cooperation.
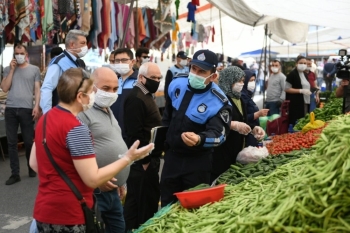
[302,112,325,133]
[236,146,269,164]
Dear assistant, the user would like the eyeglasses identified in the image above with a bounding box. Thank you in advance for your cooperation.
[115,58,131,63]
[76,69,90,95]
[143,75,162,81]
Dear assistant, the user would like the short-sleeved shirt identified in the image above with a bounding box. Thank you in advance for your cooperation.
[33,106,95,225]
[3,64,40,108]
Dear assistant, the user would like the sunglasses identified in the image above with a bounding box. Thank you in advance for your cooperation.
[142,56,150,59]
[76,69,90,95]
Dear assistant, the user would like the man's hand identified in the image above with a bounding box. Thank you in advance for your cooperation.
[32,106,41,121]
[181,132,200,147]
[118,185,126,200]
[142,162,150,171]
[98,178,118,192]
[10,59,17,70]
[315,95,320,104]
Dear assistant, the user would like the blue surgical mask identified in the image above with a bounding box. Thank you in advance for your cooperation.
[188,72,212,89]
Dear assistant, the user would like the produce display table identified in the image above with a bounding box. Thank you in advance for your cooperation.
[134,98,348,232]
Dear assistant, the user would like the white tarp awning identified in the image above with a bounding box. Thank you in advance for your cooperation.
[207,0,350,44]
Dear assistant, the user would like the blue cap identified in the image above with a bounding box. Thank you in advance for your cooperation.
[190,49,218,70]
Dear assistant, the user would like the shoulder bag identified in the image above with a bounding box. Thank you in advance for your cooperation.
[42,113,104,233]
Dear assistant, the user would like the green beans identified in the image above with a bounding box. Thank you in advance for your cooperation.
[135,115,350,233]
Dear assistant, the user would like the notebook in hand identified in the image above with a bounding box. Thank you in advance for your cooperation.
[150,126,168,153]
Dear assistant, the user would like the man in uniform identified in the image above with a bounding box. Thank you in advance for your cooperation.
[40,29,88,113]
[160,49,232,207]
[164,51,190,98]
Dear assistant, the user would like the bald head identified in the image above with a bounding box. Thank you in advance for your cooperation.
[92,67,119,93]
[138,62,162,81]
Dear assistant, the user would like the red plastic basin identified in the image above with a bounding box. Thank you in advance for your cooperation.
[174,184,227,209]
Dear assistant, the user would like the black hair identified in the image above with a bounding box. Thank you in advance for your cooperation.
[14,43,27,52]
[296,55,306,63]
[135,47,149,58]
[114,48,134,59]
[305,57,312,61]
[50,47,63,58]
[272,60,281,66]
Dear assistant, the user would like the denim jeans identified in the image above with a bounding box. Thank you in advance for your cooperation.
[316,78,323,89]
[94,189,125,233]
[265,101,281,116]
[5,107,34,175]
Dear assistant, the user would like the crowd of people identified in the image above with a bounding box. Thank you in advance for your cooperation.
[0,29,346,233]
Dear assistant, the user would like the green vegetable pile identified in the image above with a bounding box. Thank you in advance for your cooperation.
[186,183,210,191]
[216,150,304,185]
[294,93,342,131]
[135,115,350,233]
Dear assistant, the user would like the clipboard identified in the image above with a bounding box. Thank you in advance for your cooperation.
[150,126,168,154]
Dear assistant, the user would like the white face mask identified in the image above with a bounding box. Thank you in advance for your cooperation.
[247,81,256,92]
[94,86,118,108]
[305,66,311,71]
[77,45,88,58]
[141,57,150,64]
[179,59,188,66]
[271,67,279,73]
[232,83,244,93]
[82,91,95,111]
[297,64,307,72]
[115,63,131,75]
[15,55,26,64]
[109,64,119,73]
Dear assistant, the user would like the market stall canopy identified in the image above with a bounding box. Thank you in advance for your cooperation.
[207,0,350,44]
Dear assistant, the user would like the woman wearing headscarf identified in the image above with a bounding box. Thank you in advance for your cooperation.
[285,56,312,125]
[210,66,265,182]
[241,70,269,146]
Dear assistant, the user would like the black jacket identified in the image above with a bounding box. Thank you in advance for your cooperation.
[124,85,162,164]
[286,68,306,125]
[211,96,254,182]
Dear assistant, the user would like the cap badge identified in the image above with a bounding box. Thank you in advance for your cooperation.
[197,53,206,61]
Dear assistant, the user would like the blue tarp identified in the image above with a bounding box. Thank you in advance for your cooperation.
[239,49,279,57]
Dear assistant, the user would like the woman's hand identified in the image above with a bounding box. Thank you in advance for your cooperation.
[231,121,251,135]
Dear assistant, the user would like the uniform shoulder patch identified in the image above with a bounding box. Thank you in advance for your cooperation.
[220,109,230,123]
[211,88,228,104]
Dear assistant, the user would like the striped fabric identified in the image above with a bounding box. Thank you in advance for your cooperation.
[66,124,95,157]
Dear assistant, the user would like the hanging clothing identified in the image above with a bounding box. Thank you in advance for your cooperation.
[109,0,117,51]
[154,0,172,33]
[192,0,200,6]
[177,32,184,51]
[0,0,9,38]
[97,0,111,50]
[29,0,40,42]
[187,2,196,22]
[211,26,215,42]
[134,8,146,44]
[88,0,98,48]
[203,26,211,44]
[52,0,61,32]
[81,0,91,33]
[93,0,102,48]
[141,7,150,45]
[197,24,205,42]
[172,22,179,41]
[42,0,53,44]
[175,0,180,19]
